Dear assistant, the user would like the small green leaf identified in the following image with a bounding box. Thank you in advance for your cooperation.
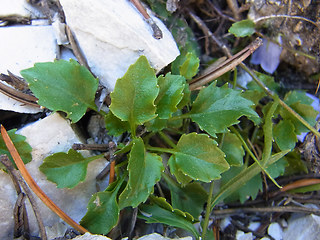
[220,133,245,166]
[110,56,159,128]
[169,133,229,183]
[190,82,260,137]
[39,149,98,188]
[105,111,130,136]
[266,158,287,179]
[119,138,164,209]
[0,129,32,170]
[21,59,99,123]
[274,120,297,151]
[168,156,193,185]
[247,71,281,94]
[139,201,200,238]
[177,84,191,109]
[145,118,167,132]
[80,178,124,234]
[221,165,262,203]
[284,90,314,105]
[179,52,200,80]
[166,180,207,219]
[155,73,185,119]
[228,19,256,37]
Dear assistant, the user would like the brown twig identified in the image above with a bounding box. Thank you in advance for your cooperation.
[130,0,162,39]
[0,125,88,234]
[0,81,39,108]
[189,38,262,90]
[72,143,109,151]
[0,155,47,240]
[212,205,320,217]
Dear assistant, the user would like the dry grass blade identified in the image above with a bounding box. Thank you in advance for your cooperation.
[0,125,88,234]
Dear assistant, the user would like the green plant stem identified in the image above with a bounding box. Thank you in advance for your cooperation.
[96,109,108,118]
[146,146,176,155]
[232,67,237,89]
[159,131,176,148]
[230,126,281,188]
[202,181,214,239]
[240,63,320,139]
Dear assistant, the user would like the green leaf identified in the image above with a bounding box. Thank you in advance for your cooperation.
[119,138,164,209]
[166,180,208,219]
[190,82,260,137]
[220,133,245,166]
[284,90,314,105]
[280,102,318,134]
[266,158,287,179]
[168,133,229,183]
[105,111,130,136]
[221,165,262,203]
[179,52,200,80]
[80,177,124,234]
[39,149,99,188]
[246,71,281,94]
[177,84,191,109]
[168,156,193,185]
[155,73,185,119]
[21,59,99,123]
[110,56,159,128]
[228,19,256,37]
[139,200,200,238]
[145,118,167,132]
[0,129,32,170]
[274,120,297,151]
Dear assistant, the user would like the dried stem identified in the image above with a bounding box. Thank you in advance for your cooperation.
[0,125,88,234]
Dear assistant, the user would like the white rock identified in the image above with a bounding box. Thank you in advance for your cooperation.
[59,0,180,91]
[268,222,283,240]
[0,113,107,239]
[72,232,111,240]
[0,25,58,113]
[0,0,44,18]
[283,213,320,240]
[236,231,254,240]
[137,233,192,240]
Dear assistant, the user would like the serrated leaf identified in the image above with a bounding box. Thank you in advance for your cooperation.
[119,138,164,209]
[221,165,262,203]
[274,120,297,151]
[80,178,124,234]
[39,149,98,188]
[228,19,256,37]
[190,82,260,137]
[155,73,185,119]
[0,129,32,170]
[139,202,200,238]
[110,56,159,128]
[266,158,287,178]
[21,59,99,123]
[105,111,130,136]
[284,90,314,105]
[168,156,193,185]
[179,52,199,80]
[246,71,281,94]
[220,133,245,166]
[166,181,207,219]
[280,102,318,134]
[168,133,229,183]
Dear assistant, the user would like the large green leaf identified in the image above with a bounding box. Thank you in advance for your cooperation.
[80,178,124,234]
[20,59,99,123]
[190,82,260,137]
[110,56,159,128]
[39,149,101,188]
[220,133,245,166]
[274,119,297,151]
[228,19,256,37]
[168,133,229,183]
[139,198,200,238]
[155,73,185,119]
[119,138,164,209]
[0,129,32,170]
